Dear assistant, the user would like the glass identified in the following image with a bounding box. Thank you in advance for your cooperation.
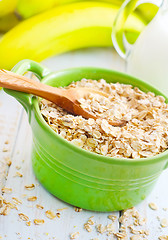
[112,0,168,96]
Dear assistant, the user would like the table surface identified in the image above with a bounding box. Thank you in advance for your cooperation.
[0,48,168,240]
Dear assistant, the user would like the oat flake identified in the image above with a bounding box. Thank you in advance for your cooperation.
[84,223,92,232]
[40,79,168,159]
[26,221,31,226]
[1,187,12,194]
[12,197,22,205]
[130,235,143,240]
[27,196,37,202]
[34,219,44,225]
[45,210,56,219]
[159,236,168,240]
[36,204,44,210]
[25,184,35,190]
[160,218,168,228]
[18,213,29,221]
[74,207,82,212]
[148,202,158,210]
[70,232,79,239]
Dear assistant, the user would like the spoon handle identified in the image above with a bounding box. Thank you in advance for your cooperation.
[0,69,64,100]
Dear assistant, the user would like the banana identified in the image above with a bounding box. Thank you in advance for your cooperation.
[16,0,80,19]
[0,0,18,18]
[0,13,20,33]
[16,0,158,23]
[136,3,158,23]
[16,0,123,19]
[0,1,146,70]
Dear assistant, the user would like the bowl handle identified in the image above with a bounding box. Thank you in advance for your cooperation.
[4,59,51,122]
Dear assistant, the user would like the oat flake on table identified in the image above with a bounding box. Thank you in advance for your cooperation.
[40,79,168,159]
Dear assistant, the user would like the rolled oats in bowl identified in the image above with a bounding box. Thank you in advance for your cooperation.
[39,79,168,159]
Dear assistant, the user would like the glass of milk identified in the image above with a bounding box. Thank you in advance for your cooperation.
[112,0,168,96]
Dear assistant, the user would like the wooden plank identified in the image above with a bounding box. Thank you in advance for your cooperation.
[0,90,23,189]
[129,170,168,239]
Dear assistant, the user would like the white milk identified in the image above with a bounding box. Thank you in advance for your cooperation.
[127,9,168,96]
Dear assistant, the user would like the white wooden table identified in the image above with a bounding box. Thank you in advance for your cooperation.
[0,48,168,240]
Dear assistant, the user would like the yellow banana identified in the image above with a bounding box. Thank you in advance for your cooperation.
[136,3,158,23]
[16,0,123,19]
[16,0,158,23]
[0,0,18,18]
[0,13,20,33]
[0,1,146,70]
[16,0,80,19]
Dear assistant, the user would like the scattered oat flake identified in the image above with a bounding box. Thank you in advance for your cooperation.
[87,216,94,225]
[84,223,92,232]
[0,196,3,208]
[108,214,117,221]
[57,207,68,211]
[16,165,21,170]
[5,157,11,166]
[27,196,37,202]
[1,187,12,194]
[144,230,149,236]
[0,235,2,239]
[18,213,29,221]
[21,194,27,198]
[26,221,31,226]
[138,217,147,226]
[74,207,82,212]
[4,200,17,210]
[159,236,168,240]
[14,172,23,177]
[114,232,127,238]
[70,232,79,239]
[148,202,158,210]
[25,184,35,190]
[0,205,11,215]
[3,148,8,152]
[34,219,44,225]
[96,224,106,234]
[106,223,114,233]
[160,218,168,228]
[130,235,143,240]
[56,212,61,218]
[12,197,22,205]
[36,204,44,210]
[45,210,56,219]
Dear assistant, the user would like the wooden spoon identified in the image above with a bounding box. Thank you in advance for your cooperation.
[0,69,126,127]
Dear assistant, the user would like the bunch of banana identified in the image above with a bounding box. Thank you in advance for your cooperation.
[0,0,158,33]
[0,1,147,69]
[16,0,158,22]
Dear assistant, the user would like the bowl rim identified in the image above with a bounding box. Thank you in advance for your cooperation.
[32,66,168,166]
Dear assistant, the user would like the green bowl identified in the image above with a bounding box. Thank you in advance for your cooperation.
[4,59,168,211]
